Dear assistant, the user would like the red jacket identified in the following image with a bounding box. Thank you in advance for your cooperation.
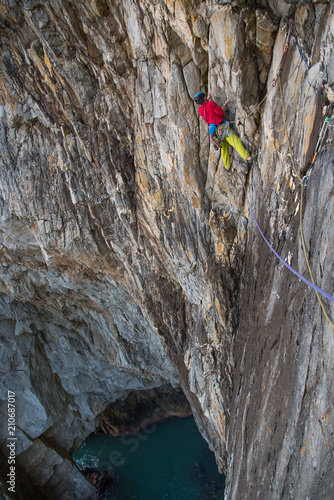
[198,100,224,125]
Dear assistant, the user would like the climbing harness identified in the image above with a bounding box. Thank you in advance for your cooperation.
[211,120,231,149]
[206,18,334,321]
[234,19,334,323]
[231,132,334,304]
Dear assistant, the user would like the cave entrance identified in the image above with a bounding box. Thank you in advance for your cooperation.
[95,384,193,436]
[73,385,225,499]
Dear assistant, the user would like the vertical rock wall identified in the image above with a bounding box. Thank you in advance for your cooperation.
[225,5,334,497]
[0,0,333,498]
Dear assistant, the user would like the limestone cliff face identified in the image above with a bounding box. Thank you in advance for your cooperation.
[0,0,333,498]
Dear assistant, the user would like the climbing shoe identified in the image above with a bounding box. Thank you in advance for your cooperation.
[247,150,258,163]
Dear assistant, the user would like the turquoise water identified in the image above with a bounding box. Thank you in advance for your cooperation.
[73,416,225,499]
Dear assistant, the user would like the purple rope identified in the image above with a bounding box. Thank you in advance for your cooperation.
[232,139,334,303]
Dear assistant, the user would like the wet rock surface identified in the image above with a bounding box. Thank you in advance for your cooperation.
[96,385,192,436]
[0,0,333,498]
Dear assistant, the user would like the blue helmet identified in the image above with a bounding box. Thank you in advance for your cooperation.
[194,92,205,104]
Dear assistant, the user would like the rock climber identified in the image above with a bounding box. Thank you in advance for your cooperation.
[194,91,254,170]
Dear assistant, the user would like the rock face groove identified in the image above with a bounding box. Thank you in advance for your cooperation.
[0,0,333,498]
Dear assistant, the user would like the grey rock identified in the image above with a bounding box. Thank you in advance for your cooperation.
[0,1,333,499]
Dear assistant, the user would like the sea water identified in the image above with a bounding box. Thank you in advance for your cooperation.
[73,416,225,499]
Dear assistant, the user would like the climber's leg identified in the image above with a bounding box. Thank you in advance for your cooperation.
[221,140,231,170]
[226,130,249,160]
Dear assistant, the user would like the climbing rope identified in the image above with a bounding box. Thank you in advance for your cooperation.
[231,132,334,304]
[230,19,334,323]
[229,86,272,126]
[277,71,334,325]
[300,180,334,327]
[206,20,334,321]
[229,19,293,128]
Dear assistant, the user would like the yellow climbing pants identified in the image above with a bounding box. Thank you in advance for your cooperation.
[221,130,249,170]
